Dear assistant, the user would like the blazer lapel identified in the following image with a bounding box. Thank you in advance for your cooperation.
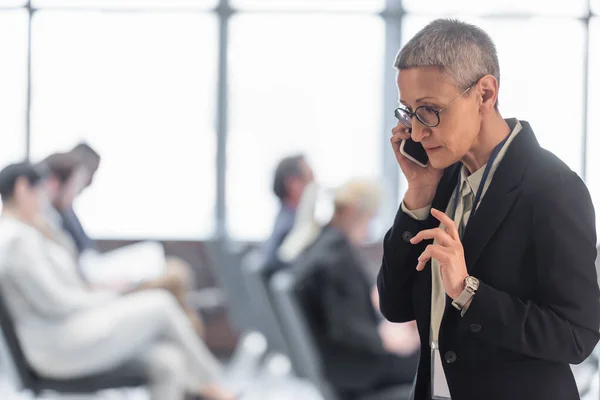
[461,121,538,272]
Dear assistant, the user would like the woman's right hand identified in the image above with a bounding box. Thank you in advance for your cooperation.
[390,123,443,209]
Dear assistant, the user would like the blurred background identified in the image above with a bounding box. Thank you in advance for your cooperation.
[0,0,599,399]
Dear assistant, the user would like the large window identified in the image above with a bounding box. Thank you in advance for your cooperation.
[31,0,217,7]
[588,18,600,235]
[227,14,385,240]
[29,11,218,239]
[231,0,385,11]
[402,0,587,16]
[0,10,28,170]
[0,0,26,6]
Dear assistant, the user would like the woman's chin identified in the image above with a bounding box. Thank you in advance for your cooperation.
[428,156,455,170]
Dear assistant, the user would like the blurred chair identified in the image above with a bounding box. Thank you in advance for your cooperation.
[240,249,290,355]
[270,270,412,400]
[269,271,338,400]
[204,240,257,332]
[0,288,147,397]
[187,287,228,311]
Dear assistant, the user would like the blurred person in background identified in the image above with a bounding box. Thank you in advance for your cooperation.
[263,154,314,272]
[40,152,205,338]
[293,178,419,400]
[71,142,100,187]
[277,180,321,264]
[0,162,236,400]
[52,143,165,289]
[57,143,99,253]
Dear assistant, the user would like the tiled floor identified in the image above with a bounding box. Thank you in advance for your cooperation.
[0,376,149,400]
[0,377,31,400]
[0,363,597,399]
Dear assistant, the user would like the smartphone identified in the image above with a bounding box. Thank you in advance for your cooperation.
[400,137,429,168]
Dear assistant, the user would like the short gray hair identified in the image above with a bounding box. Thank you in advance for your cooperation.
[395,19,500,95]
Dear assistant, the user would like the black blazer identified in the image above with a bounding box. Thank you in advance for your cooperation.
[377,121,600,400]
[297,225,392,393]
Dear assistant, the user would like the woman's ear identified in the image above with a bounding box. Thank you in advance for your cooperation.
[478,75,499,113]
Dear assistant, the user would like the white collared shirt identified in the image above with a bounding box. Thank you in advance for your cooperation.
[401,118,523,345]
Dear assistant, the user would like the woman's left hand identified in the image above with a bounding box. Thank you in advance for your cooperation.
[410,208,468,300]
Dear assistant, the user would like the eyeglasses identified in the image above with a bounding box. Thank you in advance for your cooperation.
[394,82,477,129]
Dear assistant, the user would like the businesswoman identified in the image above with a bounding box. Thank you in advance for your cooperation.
[378,19,600,400]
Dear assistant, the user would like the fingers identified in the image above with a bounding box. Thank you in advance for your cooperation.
[390,122,412,165]
[431,208,460,241]
[410,227,453,246]
[390,134,402,152]
[391,123,411,139]
[416,244,449,271]
[391,128,411,156]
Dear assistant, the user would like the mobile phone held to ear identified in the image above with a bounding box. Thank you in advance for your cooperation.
[400,138,429,168]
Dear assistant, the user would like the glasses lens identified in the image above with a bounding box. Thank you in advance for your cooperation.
[415,106,440,127]
[394,108,412,128]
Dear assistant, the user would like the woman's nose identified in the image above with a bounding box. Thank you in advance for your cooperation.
[410,123,430,143]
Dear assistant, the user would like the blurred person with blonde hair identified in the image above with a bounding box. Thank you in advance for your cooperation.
[291,178,418,399]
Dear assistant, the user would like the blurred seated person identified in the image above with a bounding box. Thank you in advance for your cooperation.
[40,152,205,338]
[52,144,166,284]
[277,180,321,264]
[0,162,235,400]
[263,154,314,272]
[56,143,99,253]
[293,179,419,399]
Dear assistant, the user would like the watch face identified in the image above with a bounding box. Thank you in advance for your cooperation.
[466,276,479,290]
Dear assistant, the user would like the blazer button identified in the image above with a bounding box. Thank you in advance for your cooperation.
[402,231,414,242]
[444,351,457,364]
[470,324,482,333]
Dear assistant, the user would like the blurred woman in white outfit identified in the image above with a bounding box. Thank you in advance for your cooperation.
[0,162,235,400]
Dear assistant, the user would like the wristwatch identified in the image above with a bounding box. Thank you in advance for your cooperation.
[452,275,479,312]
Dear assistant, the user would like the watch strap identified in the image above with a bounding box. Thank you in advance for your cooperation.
[452,287,474,311]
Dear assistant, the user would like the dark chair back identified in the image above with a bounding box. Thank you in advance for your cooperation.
[241,249,290,355]
[204,240,257,332]
[0,289,41,391]
[270,267,339,400]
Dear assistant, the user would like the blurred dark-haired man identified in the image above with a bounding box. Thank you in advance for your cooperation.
[263,154,314,271]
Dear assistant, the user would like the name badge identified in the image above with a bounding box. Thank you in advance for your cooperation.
[431,346,451,399]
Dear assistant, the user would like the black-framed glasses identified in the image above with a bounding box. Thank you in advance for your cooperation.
[394,82,476,129]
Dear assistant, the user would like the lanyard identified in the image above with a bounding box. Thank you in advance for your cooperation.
[451,133,511,226]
